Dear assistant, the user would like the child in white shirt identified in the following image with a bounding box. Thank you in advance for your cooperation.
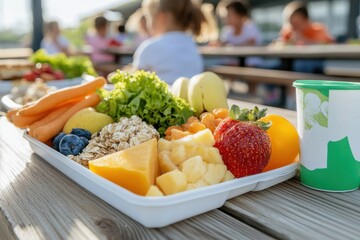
[217,0,263,67]
[132,0,206,85]
[41,21,71,55]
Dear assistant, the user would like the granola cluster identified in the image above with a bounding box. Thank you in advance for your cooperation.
[69,115,159,167]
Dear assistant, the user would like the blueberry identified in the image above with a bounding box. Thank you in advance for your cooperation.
[59,134,85,156]
[53,132,66,151]
[70,128,92,140]
[80,136,89,147]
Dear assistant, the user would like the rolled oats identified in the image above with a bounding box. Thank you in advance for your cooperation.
[69,115,160,167]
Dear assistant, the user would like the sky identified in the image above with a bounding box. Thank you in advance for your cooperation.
[0,0,125,32]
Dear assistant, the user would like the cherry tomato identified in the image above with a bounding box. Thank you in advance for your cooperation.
[260,114,300,171]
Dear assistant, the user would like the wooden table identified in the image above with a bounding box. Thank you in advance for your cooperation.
[199,44,360,59]
[105,44,360,59]
[1,100,359,239]
[105,44,360,71]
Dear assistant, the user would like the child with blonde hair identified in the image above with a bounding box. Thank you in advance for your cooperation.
[132,0,208,84]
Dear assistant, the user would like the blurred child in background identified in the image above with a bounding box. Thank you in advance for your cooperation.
[132,0,208,84]
[86,16,116,64]
[279,1,334,74]
[41,21,71,55]
[280,1,333,45]
[126,9,151,47]
[216,0,263,67]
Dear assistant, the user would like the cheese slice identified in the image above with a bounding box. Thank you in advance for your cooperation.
[89,138,159,196]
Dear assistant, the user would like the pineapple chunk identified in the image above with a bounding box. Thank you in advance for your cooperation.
[159,151,178,174]
[180,156,206,183]
[204,147,224,164]
[146,185,164,197]
[222,170,235,182]
[170,144,187,165]
[194,178,208,188]
[185,145,198,159]
[192,129,215,146]
[172,135,195,148]
[203,163,227,185]
[158,138,172,152]
[185,184,196,191]
[156,170,187,195]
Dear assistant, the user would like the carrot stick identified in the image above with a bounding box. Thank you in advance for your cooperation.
[6,109,18,121]
[12,111,49,128]
[18,77,106,116]
[32,93,101,142]
[28,101,78,137]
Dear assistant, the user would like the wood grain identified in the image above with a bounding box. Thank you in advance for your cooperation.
[0,117,272,240]
[222,180,360,240]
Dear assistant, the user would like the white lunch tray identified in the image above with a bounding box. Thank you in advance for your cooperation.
[24,133,298,228]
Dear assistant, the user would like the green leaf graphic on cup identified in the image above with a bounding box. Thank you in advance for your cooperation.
[303,89,328,130]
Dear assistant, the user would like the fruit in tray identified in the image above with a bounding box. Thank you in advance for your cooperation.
[214,105,271,178]
[150,129,234,196]
[172,72,228,116]
[89,138,159,196]
[23,63,64,82]
[171,77,189,101]
[63,107,114,134]
[164,108,229,141]
[53,128,91,155]
[260,114,299,171]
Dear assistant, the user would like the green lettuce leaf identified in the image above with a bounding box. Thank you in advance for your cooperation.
[96,70,194,135]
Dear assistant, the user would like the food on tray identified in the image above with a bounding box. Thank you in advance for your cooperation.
[7,77,106,142]
[156,170,188,195]
[89,138,158,196]
[6,69,300,198]
[31,49,97,78]
[164,108,229,140]
[172,72,228,116]
[69,116,159,167]
[32,93,101,142]
[260,114,300,171]
[18,77,105,116]
[53,129,91,155]
[96,70,194,135]
[63,107,114,134]
[171,77,189,101]
[145,185,164,197]
[12,80,57,105]
[152,129,233,196]
[0,59,33,80]
[23,63,64,82]
[214,105,271,178]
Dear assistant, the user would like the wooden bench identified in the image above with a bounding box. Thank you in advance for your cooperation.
[206,65,360,107]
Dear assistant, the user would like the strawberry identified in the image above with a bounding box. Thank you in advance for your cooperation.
[214,105,271,178]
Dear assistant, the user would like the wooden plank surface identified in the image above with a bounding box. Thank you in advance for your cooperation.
[222,180,360,240]
[0,117,272,240]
